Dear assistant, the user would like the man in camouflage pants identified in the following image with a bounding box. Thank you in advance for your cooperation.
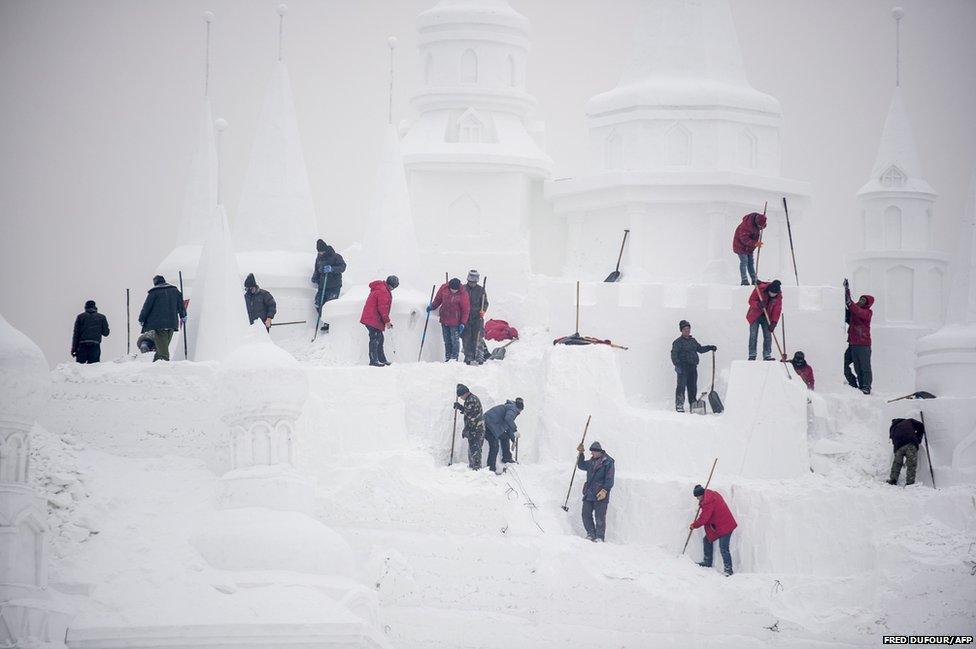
[887,416,926,486]
[454,383,485,470]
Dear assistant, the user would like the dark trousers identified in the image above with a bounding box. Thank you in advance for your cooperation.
[582,499,608,540]
[748,317,772,360]
[153,329,174,362]
[675,364,698,409]
[737,253,757,284]
[485,434,513,472]
[844,344,872,392]
[441,324,461,360]
[703,532,733,572]
[365,325,388,364]
[315,284,341,310]
[75,342,101,364]
[462,317,484,364]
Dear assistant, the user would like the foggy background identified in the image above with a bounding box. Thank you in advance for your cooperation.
[2,0,975,366]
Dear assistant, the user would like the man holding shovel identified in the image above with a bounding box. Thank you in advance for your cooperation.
[689,484,737,576]
[576,441,615,542]
[671,319,717,413]
[454,384,485,470]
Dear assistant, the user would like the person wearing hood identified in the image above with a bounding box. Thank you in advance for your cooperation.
[311,239,347,332]
[745,279,782,361]
[243,273,277,330]
[360,275,398,367]
[428,277,470,362]
[732,212,767,285]
[461,269,489,365]
[689,484,738,576]
[671,320,717,413]
[484,397,523,473]
[576,441,615,542]
[782,351,815,390]
[887,416,926,486]
[843,278,874,395]
[71,299,110,363]
[138,275,186,362]
[454,384,485,470]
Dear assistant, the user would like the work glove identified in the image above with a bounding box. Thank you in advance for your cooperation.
[426,304,434,313]
[511,431,520,441]
[264,318,273,329]
[321,265,333,273]
[458,324,465,334]
[769,323,776,332]
[707,345,717,352]
[596,489,608,501]
[756,241,764,249]
[453,402,465,413]
[843,278,850,289]
[576,443,584,454]
[689,523,695,531]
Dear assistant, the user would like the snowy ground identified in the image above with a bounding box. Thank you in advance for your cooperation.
[30,328,976,648]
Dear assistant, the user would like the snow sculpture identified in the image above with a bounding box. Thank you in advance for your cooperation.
[912,171,976,485]
[545,0,810,283]
[400,0,552,283]
[0,314,71,647]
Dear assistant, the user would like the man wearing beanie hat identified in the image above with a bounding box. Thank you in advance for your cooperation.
[71,299,110,363]
[311,239,347,332]
[243,273,277,330]
[139,275,186,362]
[575,440,615,542]
[428,277,470,362]
[745,279,783,361]
[461,270,489,365]
[689,484,737,575]
[360,276,399,366]
[483,396,524,473]
[453,384,485,470]
[671,319,717,412]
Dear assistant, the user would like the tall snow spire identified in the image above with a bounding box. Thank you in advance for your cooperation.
[387,36,397,125]
[203,10,214,96]
[276,3,287,62]
[892,6,904,88]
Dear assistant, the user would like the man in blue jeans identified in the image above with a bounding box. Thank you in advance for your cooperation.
[690,484,738,576]
[746,280,782,361]
[732,211,767,285]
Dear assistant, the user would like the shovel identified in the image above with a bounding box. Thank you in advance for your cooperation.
[490,338,517,360]
[604,230,630,282]
[707,351,724,414]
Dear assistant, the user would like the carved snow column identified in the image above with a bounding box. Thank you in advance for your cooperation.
[216,326,313,513]
[0,314,70,647]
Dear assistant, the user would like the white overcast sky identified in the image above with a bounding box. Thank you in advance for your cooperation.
[1,0,975,364]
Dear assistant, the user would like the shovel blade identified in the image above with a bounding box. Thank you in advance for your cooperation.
[491,347,507,360]
[604,271,621,283]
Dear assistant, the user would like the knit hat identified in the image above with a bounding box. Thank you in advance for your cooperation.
[515,397,524,410]
[244,273,257,288]
[85,300,96,309]
[679,319,691,331]
[153,275,166,285]
[456,383,469,397]
[767,280,782,294]
[793,351,806,365]
[448,278,461,290]
[316,239,327,252]
[589,441,603,452]
[386,275,399,289]
[693,484,705,497]
[467,270,480,283]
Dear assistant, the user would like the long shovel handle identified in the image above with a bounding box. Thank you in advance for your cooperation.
[710,350,716,393]
[920,411,936,488]
[613,230,630,273]
[418,284,437,361]
[783,196,799,286]
[562,415,592,510]
[450,397,459,466]
[681,457,718,555]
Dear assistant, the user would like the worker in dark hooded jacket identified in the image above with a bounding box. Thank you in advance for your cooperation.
[484,397,523,473]
[243,273,277,329]
[71,300,110,363]
[843,279,874,395]
[576,441,615,542]
[311,239,347,332]
[732,212,767,285]
[782,351,815,390]
[690,484,738,576]
[671,319,717,412]
[888,417,926,486]
[138,275,186,362]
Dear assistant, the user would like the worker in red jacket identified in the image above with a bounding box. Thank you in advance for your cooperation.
[843,279,874,395]
[782,350,815,390]
[360,275,399,367]
[689,484,738,576]
[746,279,782,361]
[732,212,767,285]
[427,277,470,362]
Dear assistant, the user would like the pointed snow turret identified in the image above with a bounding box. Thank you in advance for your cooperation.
[189,205,250,362]
[234,62,318,253]
[360,125,420,285]
[858,88,934,196]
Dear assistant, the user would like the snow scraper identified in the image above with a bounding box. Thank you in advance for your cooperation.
[561,415,592,512]
[681,458,718,556]
[886,391,936,403]
[604,229,629,282]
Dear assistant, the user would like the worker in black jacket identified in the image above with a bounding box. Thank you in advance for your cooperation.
[888,417,926,486]
[311,239,347,332]
[71,300,110,363]
[671,320,717,412]
[138,275,186,362]
[243,273,277,329]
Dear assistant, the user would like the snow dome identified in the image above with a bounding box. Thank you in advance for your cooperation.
[0,312,50,431]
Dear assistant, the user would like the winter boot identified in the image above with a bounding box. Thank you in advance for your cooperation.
[676,405,685,413]
[886,478,897,485]
[724,568,733,577]
[740,280,750,286]
[763,356,775,361]
[586,534,596,542]
[860,387,871,395]
[320,322,330,333]
[697,561,711,568]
